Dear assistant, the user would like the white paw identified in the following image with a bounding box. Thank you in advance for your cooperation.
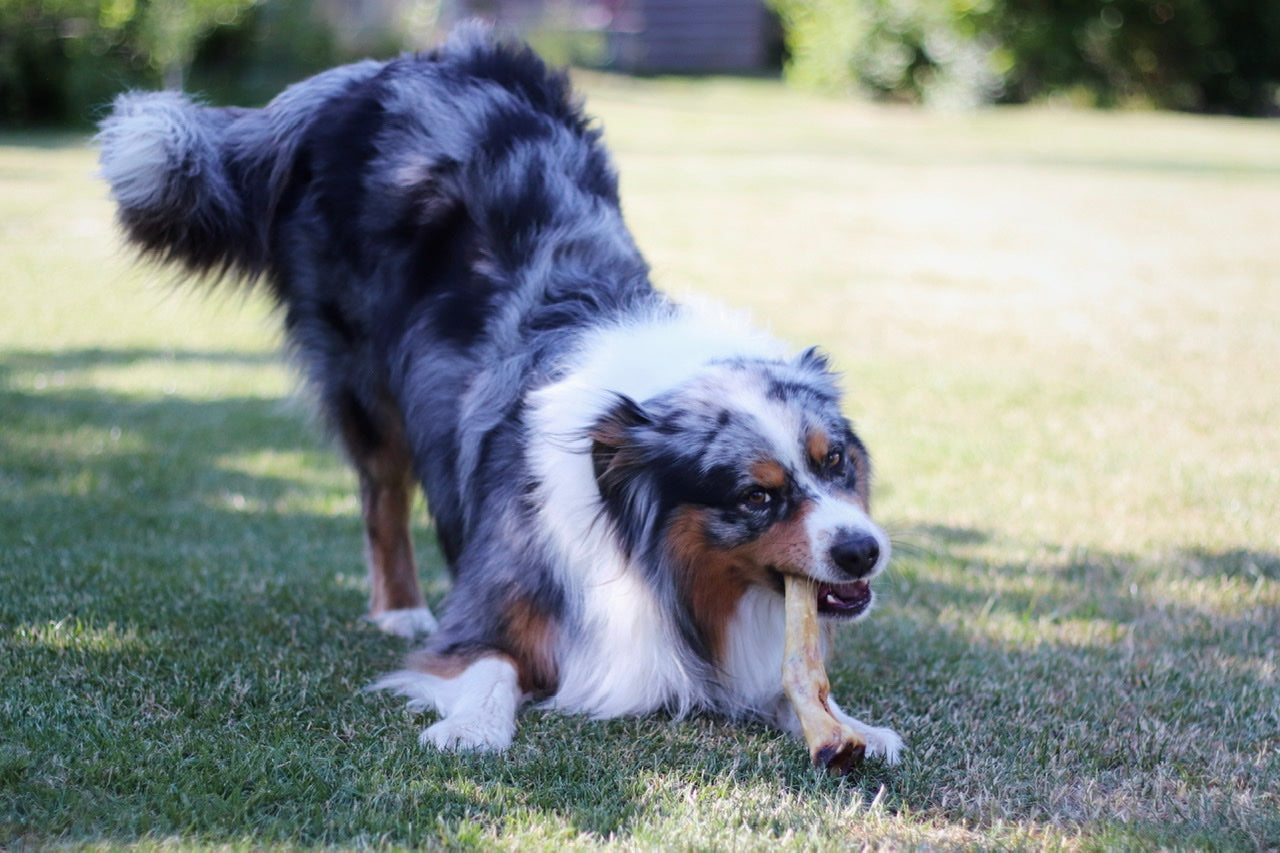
[420,713,515,752]
[370,606,438,638]
[853,722,904,765]
[828,698,905,765]
[375,656,522,753]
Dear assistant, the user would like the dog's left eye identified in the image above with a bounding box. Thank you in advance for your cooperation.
[825,449,843,469]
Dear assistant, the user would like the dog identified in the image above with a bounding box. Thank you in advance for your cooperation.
[97,25,903,763]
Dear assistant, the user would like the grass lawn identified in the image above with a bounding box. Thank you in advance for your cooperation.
[2,76,1278,849]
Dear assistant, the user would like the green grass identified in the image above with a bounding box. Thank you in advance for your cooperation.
[3,77,1279,849]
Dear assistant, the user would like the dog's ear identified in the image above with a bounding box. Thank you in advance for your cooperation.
[589,394,651,495]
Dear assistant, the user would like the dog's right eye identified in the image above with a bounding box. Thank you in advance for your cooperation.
[739,487,773,510]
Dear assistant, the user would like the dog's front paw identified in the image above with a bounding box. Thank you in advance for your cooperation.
[420,713,515,752]
[827,698,905,765]
[854,722,904,765]
[370,606,438,638]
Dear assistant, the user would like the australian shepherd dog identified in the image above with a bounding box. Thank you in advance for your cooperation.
[97,25,903,763]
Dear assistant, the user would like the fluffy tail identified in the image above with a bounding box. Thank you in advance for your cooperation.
[96,60,385,281]
[97,91,261,278]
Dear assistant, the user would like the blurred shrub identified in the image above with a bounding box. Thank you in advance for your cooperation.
[4,0,1277,123]
[0,0,400,126]
[769,0,1004,109]
[1,0,140,125]
[769,0,1280,115]
[0,0,262,126]
[185,1,347,108]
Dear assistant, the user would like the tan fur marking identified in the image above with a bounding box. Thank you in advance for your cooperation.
[405,649,485,680]
[806,430,830,469]
[502,597,559,697]
[848,448,872,510]
[343,403,425,617]
[666,502,819,666]
[405,613,554,698]
[667,508,754,663]
[750,459,788,490]
[361,470,423,614]
[734,501,816,578]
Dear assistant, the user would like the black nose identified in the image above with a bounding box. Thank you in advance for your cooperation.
[829,531,880,578]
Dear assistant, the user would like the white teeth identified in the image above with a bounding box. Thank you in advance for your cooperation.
[824,593,840,607]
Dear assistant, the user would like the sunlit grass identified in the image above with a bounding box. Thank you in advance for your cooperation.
[11,620,147,654]
[2,77,1278,849]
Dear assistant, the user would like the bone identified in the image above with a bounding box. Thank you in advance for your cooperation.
[781,575,866,774]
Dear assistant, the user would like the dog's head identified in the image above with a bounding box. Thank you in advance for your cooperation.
[590,347,889,630]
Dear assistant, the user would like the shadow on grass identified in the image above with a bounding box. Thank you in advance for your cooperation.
[2,348,1277,847]
[0,349,317,520]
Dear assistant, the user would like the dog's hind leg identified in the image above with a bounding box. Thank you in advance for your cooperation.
[334,389,438,638]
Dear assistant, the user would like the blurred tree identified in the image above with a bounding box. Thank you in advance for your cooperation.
[3,0,1276,123]
[185,0,348,107]
[767,0,1280,115]
[769,0,1013,108]
[995,0,1280,114]
[1,0,127,124]
[138,0,259,91]
[0,0,257,125]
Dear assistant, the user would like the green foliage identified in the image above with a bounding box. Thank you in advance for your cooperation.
[0,0,136,125]
[4,0,1277,123]
[136,0,260,90]
[0,0,257,125]
[0,0,359,126]
[184,1,346,108]
[995,0,1280,113]
[769,0,1280,114]
[769,0,1004,109]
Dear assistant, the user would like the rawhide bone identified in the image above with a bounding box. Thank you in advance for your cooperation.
[781,575,866,774]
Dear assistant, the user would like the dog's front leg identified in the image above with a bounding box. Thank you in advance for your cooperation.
[374,653,523,752]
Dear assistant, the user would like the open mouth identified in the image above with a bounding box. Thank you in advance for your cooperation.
[815,580,872,619]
